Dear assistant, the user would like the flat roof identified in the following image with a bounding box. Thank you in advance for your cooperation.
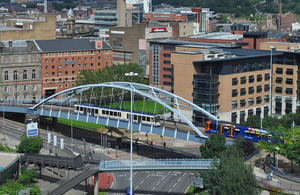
[187,32,243,40]
[149,39,235,48]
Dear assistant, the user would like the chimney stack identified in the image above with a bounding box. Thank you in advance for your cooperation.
[79,0,81,13]
[9,41,13,52]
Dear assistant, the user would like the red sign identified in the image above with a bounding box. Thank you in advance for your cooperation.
[151,27,167,33]
[97,42,102,48]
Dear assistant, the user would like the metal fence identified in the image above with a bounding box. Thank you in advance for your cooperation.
[99,159,217,171]
[0,155,19,184]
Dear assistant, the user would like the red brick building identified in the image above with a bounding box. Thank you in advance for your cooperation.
[144,13,187,22]
[35,38,113,97]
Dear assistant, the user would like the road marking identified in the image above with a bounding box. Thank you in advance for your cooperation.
[146,174,151,179]
[156,180,161,186]
[135,186,139,190]
[168,188,172,193]
[151,187,155,191]
[140,180,145,185]
[161,175,166,180]
[173,182,177,188]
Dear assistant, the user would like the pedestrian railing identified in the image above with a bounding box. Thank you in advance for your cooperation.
[256,176,300,192]
[99,159,218,171]
[0,156,19,184]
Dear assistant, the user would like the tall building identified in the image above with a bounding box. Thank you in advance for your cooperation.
[35,38,113,97]
[0,40,42,100]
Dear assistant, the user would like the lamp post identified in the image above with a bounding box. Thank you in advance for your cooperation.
[125,72,138,195]
[275,146,280,169]
[269,46,276,116]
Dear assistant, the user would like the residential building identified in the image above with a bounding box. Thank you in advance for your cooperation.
[0,40,42,100]
[35,38,113,97]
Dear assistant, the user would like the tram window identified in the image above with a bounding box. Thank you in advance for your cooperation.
[87,108,90,113]
[102,110,105,115]
[106,110,109,115]
[147,117,150,122]
[151,117,153,122]
[245,131,250,136]
[127,114,130,119]
[250,132,255,137]
[95,109,99,114]
[142,116,146,121]
[209,124,214,130]
[234,129,240,135]
[224,127,229,133]
[118,112,121,117]
[114,112,117,116]
[134,115,137,120]
[262,133,267,139]
[76,106,79,111]
[110,111,113,116]
[80,107,83,111]
[256,133,261,137]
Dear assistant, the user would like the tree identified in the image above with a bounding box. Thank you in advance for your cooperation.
[200,133,226,159]
[234,137,257,157]
[219,13,228,23]
[17,135,43,154]
[202,146,258,195]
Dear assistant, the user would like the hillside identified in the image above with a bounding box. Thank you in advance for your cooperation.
[152,0,299,18]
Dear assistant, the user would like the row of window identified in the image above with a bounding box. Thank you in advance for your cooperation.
[4,70,36,81]
[275,87,293,94]
[231,62,269,74]
[275,67,293,75]
[45,62,107,70]
[232,74,269,86]
[45,77,75,83]
[58,83,75,88]
[44,50,104,56]
[3,85,37,93]
[232,85,269,97]
[232,106,268,123]
[44,56,108,63]
[275,77,293,85]
[46,70,81,76]
[232,95,269,109]
[2,94,37,100]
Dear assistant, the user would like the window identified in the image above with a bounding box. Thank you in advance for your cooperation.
[65,52,68,55]
[232,89,238,97]
[52,59,55,62]
[241,64,247,72]
[232,101,238,109]
[52,65,55,69]
[249,75,254,83]
[65,65,68,68]
[257,85,262,93]
[24,85,27,91]
[91,57,94,60]
[275,87,282,93]
[240,111,246,123]
[232,78,238,86]
[59,84,62,88]
[46,66,48,69]
[231,112,237,123]
[265,73,270,81]
[240,99,246,107]
[106,56,108,59]
[248,109,254,117]
[286,88,293,94]
[46,79,49,83]
[45,72,48,76]
[256,96,262,104]
[45,59,48,63]
[275,96,282,114]
[23,70,27,80]
[257,74,262,82]
[32,69,36,79]
[164,60,171,65]
[232,65,238,73]
[258,63,263,70]
[276,68,283,74]
[52,52,55,56]
[59,52,62,56]
[264,106,269,116]
[163,53,171,58]
[264,95,269,103]
[14,86,18,92]
[4,87,8,93]
[65,84,69,88]
[85,57,87,60]
[4,71,8,81]
[33,85,36,90]
[240,88,246,96]
[59,59,62,62]
[13,70,18,80]
[248,98,254,106]
[264,84,269,92]
[286,68,293,75]
[65,71,68,74]
[286,78,293,85]
[249,87,254,94]
[249,63,255,71]
[65,58,68,61]
[241,77,246,84]
[78,57,81,61]
[275,77,282,84]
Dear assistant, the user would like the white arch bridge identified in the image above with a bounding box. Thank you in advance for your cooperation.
[1,82,218,143]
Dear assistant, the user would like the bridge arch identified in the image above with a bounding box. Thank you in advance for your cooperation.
[32,82,218,139]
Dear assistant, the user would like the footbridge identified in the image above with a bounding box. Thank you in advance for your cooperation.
[0,82,219,143]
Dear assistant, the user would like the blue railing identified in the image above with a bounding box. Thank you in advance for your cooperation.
[99,159,217,171]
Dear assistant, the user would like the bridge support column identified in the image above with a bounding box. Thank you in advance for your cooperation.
[39,165,42,178]
[93,172,99,195]
[52,117,58,125]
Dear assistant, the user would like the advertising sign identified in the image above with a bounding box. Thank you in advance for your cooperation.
[151,27,167,33]
[26,122,38,137]
[54,135,57,146]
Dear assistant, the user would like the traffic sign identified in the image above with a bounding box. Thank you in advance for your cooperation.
[190,175,203,188]
[26,122,38,137]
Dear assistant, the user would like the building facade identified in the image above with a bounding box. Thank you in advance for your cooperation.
[0,40,42,100]
[35,38,113,97]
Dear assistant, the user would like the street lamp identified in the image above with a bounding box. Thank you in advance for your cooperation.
[275,146,280,169]
[125,72,138,195]
[269,46,276,116]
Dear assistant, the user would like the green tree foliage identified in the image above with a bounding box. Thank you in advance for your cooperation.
[234,137,257,156]
[202,146,258,195]
[0,144,17,153]
[200,133,226,159]
[51,2,76,11]
[0,169,40,195]
[17,135,43,154]
[26,3,37,8]
[219,14,228,23]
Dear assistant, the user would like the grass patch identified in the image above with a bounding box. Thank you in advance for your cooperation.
[102,100,170,115]
[45,117,106,131]
[185,186,208,195]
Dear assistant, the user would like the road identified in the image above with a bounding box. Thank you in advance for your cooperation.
[3,115,200,194]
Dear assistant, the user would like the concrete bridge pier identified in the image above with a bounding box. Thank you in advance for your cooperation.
[93,172,99,195]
